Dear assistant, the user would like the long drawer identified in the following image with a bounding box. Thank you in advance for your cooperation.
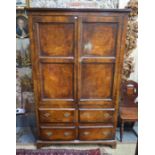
[79,109,114,123]
[40,126,76,141]
[39,109,75,123]
[79,126,114,141]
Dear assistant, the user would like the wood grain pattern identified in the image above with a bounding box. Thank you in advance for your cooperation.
[79,126,114,140]
[40,127,76,141]
[81,64,114,99]
[79,99,114,108]
[39,23,74,57]
[41,63,74,99]
[82,23,117,57]
[120,80,138,141]
[79,109,114,123]
[39,109,75,123]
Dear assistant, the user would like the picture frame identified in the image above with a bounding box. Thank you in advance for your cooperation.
[16,14,29,39]
[16,0,30,8]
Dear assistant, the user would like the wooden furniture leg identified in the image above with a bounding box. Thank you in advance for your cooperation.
[120,120,124,142]
[111,141,117,149]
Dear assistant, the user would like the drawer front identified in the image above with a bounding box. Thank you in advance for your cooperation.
[79,126,114,141]
[40,127,76,141]
[79,109,114,123]
[39,109,75,123]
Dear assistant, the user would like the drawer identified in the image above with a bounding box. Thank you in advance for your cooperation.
[79,126,114,141]
[79,109,114,123]
[39,109,75,123]
[40,126,76,141]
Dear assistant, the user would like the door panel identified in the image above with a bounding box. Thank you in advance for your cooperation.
[41,63,74,99]
[39,23,74,57]
[81,63,114,99]
[82,23,117,57]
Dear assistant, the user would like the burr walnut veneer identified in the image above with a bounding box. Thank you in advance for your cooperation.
[27,8,130,148]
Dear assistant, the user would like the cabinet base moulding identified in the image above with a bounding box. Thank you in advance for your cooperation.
[36,140,117,149]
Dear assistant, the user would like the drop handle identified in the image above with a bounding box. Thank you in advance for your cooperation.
[64,132,71,137]
[104,113,111,118]
[83,131,90,136]
[64,112,71,118]
[102,131,110,136]
[43,113,50,118]
[46,132,53,136]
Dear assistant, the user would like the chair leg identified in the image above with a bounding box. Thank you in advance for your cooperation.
[120,120,124,142]
[132,122,138,137]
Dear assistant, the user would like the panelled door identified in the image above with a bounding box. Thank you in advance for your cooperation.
[32,16,78,109]
[78,16,123,124]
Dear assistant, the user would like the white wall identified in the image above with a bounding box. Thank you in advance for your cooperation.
[119,0,130,8]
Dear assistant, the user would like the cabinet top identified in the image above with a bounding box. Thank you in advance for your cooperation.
[26,8,131,13]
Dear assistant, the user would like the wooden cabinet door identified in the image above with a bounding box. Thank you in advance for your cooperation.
[78,16,125,110]
[31,16,78,108]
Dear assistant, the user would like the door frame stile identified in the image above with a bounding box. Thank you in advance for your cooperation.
[112,15,129,138]
[76,16,83,140]
[74,15,79,140]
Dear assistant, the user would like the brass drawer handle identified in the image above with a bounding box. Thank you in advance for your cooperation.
[83,131,90,136]
[43,113,50,118]
[64,132,70,137]
[64,112,71,118]
[104,113,110,118]
[102,131,110,136]
[46,132,53,136]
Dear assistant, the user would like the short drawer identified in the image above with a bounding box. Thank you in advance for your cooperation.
[40,126,76,141]
[39,109,75,123]
[79,126,114,141]
[79,109,114,123]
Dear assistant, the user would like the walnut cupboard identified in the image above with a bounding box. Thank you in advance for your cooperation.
[27,8,130,148]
